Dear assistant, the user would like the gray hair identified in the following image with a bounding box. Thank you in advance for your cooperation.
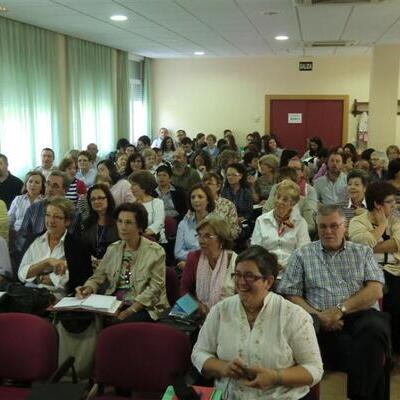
[48,170,71,189]
[317,204,345,221]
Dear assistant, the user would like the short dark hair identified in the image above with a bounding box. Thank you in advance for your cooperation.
[138,136,151,147]
[42,148,55,158]
[327,149,344,162]
[347,169,370,187]
[243,151,258,166]
[156,164,173,177]
[188,183,215,213]
[365,182,397,211]
[279,149,299,167]
[113,202,148,233]
[181,137,192,146]
[277,166,297,183]
[48,170,69,189]
[190,150,212,171]
[116,138,130,150]
[388,159,400,180]
[235,245,279,280]
[97,159,120,184]
[0,154,8,164]
[128,170,157,195]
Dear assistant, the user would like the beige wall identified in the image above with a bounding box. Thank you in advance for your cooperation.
[152,56,373,147]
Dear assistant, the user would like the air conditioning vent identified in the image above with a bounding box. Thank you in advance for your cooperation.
[304,40,358,47]
[295,0,385,5]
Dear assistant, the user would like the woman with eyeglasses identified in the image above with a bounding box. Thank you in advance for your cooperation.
[81,184,119,270]
[349,181,400,357]
[251,180,310,271]
[180,216,237,320]
[192,245,323,400]
[18,196,92,299]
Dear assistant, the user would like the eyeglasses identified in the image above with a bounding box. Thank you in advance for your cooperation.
[90,196,107,202]
[231,271,266,283]
[195,233,218,241]
[318,222,345,231]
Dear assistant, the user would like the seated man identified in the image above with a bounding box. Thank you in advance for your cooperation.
[278,204,389,400]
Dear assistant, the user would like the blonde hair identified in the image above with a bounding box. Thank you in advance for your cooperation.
[259,154,279,172]
[197,215,233,250]
[275,179,300,204]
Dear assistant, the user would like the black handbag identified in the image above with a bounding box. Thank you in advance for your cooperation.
[5,283,54,315]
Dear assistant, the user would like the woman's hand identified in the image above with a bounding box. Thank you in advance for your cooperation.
[50,259,67,275]
[75,286,94,299]
[374,207,387,227]
[243,366,279,389]
[117,308,135,321]
[222,358,250,380]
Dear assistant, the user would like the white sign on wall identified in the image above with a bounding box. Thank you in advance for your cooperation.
[288,113,302,124]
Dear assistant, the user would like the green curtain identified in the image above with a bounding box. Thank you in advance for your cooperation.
[116,50,130,139]
[66,37,117,153]
[143,57,152,137]
[0,17,61,177]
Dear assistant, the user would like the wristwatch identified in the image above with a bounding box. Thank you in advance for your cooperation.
[336,302,347,315]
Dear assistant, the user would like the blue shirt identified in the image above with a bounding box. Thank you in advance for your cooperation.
[277,240,384,311]
[314,172,348,205]
[174,214,200,261]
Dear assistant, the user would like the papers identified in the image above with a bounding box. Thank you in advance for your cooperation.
[54,294,122,314]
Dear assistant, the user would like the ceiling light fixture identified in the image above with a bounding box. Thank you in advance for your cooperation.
[110,15,128,21]
[194,51,205,56]
[275,35,289,41]
[0,5,8,12]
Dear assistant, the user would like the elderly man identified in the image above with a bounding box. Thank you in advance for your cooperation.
[0,154,23,209]
[16,170,81,263]
[86,143,100,167]
[152,127,169,148]
[171,148,201,192]
[278,204,389,400]
[314,150,347,205]
[35,148,56,180]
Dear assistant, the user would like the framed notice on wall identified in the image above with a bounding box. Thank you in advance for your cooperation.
[288,113,302,124]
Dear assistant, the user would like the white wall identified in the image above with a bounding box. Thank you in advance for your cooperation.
[152,56,373,147]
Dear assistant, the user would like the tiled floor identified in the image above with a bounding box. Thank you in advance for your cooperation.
[320,366,400,399]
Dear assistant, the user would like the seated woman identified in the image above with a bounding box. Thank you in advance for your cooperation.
[155,164,187,221]
[128,170,166,243]
[18,196,92,299]
[202,172,240,240]
[76,202,169,322]
[180,216,237,318]
[124,153,145,178]
[8,170,45,233]
[221,163,253,236]
[341,169,369,224]
[349,181,400,356]
[175,184,215,269]
[190,150,212,180]
[82,184,119,269]
[252,154,279,205]
[161,136,176,164]
[251,180,310,270]
[76,151,96,188]
[192,245,323,400]
[97,159,135,206]
[116,153,128,176]
[142,148,158,175]
[59,157,86,205]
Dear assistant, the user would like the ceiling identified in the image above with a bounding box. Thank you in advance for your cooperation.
[1,0,400,58]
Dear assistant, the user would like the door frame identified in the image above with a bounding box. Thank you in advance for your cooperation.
[265,94,350,145]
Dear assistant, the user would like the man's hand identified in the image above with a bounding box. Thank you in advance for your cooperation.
[117,308,135,321]
[318,308,344,331]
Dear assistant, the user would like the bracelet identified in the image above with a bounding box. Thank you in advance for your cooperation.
[275,369,283,386]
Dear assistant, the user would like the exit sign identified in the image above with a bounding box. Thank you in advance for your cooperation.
[299,61,313,71]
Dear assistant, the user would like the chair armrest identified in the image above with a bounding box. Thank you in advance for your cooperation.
[49,356,77,383]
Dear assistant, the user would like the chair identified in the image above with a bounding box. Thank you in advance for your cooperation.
[165,266,180,305]
[164,216,178,240]
[91,322,192,399]
[0,313,75,400]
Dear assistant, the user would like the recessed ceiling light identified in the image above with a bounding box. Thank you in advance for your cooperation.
[110,15,128,21]
[194,51,205,56]
[275,35,289,41]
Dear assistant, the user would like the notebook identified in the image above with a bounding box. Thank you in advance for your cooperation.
[54,294,121,314]
[169,293,199,319]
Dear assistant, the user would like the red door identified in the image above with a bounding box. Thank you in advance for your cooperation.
[269,99,344,155]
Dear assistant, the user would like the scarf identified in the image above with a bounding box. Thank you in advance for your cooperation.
[274,211,295,236]
[196,250,229,308]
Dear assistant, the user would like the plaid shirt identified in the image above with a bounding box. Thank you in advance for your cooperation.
[277,240,384,311]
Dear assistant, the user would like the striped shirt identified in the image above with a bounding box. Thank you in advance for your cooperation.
[277,240,384,311]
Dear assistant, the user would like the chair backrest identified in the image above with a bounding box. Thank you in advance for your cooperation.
[95,322,191,393]
[165,267,180,305]
[0,313,58,381]
[164,216,178,239]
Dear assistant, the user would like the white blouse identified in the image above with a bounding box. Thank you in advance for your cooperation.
[8,193,44,232]
[192,293,323,400]
[250,208,310,268]
[142,198,166,243]
[110,179,135,207]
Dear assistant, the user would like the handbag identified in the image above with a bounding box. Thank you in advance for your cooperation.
[5,282,54,315]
